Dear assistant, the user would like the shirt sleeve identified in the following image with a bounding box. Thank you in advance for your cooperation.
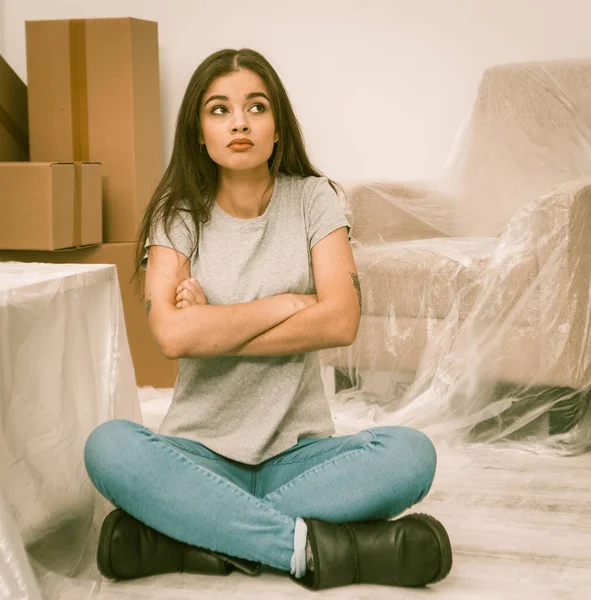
[139,207,196,271]
[305,176,352,250]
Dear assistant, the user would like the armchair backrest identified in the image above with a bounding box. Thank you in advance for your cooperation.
[445,59,591,237]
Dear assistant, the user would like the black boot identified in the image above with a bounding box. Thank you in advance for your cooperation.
[292,513,452,590]
[97,509,261,580]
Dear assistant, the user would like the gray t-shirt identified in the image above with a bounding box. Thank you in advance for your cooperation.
[140,172,351,464]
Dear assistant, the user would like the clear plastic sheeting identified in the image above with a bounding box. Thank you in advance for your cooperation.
[0,262,142,600]
[321,58,591,456]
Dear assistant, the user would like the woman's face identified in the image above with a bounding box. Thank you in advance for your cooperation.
[198,69,279,173]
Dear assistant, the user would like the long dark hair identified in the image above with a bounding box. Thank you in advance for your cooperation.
[133,48,343,295]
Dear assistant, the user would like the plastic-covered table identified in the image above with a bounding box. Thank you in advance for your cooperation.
[0,262,142,599]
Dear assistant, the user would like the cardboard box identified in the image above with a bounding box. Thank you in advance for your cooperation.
[25,18,163,243]
[0,161,102,250]
[0,54,29,161]
[0,243,178,388]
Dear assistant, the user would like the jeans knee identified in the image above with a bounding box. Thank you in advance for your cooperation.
[371,426,437,490]
[84,419,138,481]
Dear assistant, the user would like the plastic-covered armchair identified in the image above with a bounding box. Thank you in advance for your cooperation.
[321,59,591,455]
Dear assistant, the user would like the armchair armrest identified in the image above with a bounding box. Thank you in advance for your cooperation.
[536,179,591,270]
[534,178,591,387]
[340,180,458,245]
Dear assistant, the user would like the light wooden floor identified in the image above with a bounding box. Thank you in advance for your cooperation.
[95,393,591,600]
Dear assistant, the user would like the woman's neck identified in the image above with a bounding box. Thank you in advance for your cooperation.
[216,172,275,219]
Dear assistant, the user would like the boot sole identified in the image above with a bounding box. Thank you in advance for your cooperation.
[408,513,453,584]
[97,509,128,579]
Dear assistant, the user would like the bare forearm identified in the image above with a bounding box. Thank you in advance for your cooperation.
[170,294,300,358]
[225,301,351,357]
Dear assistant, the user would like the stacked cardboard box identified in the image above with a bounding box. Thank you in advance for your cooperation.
[0,161,102,250]
[0,54,29,161]
[26,18,163,242]
[0,18,177,388]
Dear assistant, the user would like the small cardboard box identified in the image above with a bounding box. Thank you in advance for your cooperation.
[0,54,29,162]
[0,243,177,388]
[25,18,163,243]
[0,161,102,250]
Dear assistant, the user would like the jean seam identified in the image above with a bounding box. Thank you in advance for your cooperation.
[161,435,226,461]
[265,445,350,466]
[265,429,379,466]
[263,430,379,503]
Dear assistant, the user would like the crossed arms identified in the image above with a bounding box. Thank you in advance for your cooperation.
[145,227,361,359]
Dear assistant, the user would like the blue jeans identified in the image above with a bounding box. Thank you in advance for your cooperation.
[84,420,437,573]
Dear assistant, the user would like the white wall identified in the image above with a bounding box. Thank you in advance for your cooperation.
[3,0,591,182]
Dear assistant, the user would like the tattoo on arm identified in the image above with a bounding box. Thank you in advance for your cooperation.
[350,272,362,309]
[146,298,152,317]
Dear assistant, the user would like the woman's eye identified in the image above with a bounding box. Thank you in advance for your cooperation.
[211,103,266,115]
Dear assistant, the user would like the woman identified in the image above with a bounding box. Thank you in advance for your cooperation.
[84,48,452,592]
